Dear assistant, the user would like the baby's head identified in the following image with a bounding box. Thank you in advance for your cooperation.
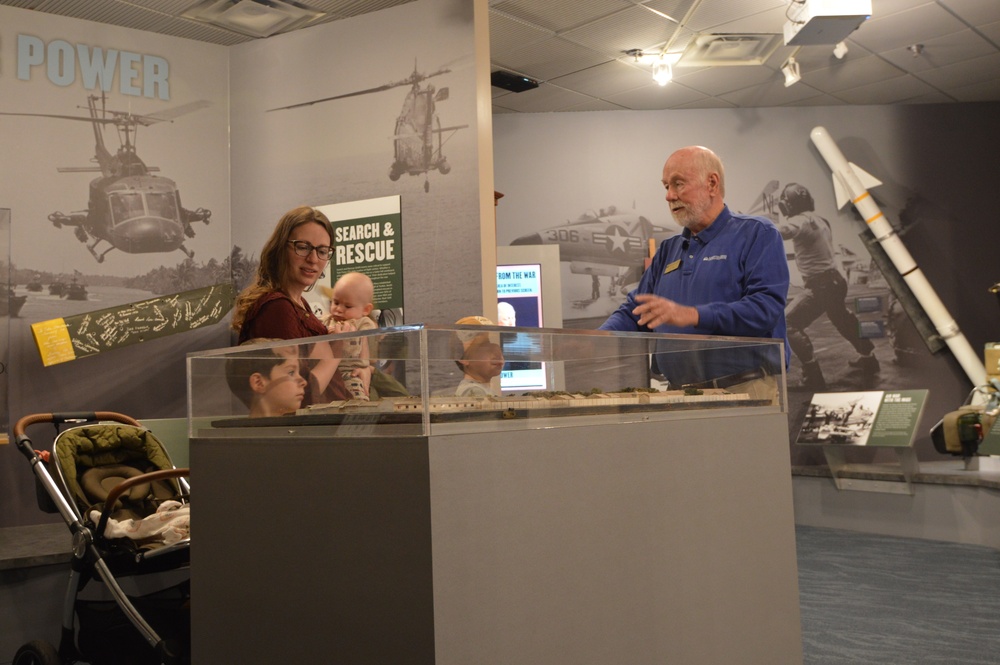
[328,272,374,323]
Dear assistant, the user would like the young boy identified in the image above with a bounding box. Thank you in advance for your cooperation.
[323,271,377,400]
[225,340,306,417]
[453,316,505,397]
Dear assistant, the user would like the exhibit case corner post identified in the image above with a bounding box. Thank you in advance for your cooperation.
[186,324,787,439]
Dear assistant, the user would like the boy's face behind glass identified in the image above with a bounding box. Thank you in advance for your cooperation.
[261,355,306,414]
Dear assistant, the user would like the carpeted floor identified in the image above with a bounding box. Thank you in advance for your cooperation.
[796,525,1000,664]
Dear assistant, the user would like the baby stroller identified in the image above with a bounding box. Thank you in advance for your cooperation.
[12,411,191,665]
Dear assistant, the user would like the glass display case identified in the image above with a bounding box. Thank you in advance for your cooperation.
[187,324,786,439]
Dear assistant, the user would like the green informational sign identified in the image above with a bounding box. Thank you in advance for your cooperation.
[31,283,233,366]
[316,196,404,313]
[866,390,929,447]
[796,389,928,447]
[331,212,403,309]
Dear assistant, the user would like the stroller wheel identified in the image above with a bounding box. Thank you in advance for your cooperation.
[12,640,61,665]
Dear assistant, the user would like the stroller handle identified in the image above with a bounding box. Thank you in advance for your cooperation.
[96,468,191,541]
[14,411,141,440]
[103,468,191,511]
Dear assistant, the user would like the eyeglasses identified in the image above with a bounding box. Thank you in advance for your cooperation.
[287,240,333,261]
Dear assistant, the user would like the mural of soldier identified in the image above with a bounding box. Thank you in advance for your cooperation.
[776,183,878,390]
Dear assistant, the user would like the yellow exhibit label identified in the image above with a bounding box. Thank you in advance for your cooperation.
[31,318,77,367]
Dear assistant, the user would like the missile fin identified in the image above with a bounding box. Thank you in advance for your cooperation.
[847,161,882,190]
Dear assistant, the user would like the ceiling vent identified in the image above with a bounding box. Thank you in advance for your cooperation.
[182,0,325,39]
[676,33,783,67]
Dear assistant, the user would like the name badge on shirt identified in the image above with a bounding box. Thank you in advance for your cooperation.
[663,259,682,275]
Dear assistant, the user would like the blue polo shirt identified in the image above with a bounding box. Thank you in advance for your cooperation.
[600,205,790,384]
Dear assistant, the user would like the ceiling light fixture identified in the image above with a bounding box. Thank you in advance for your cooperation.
[652,56,673,86]
[625,49,676,86]
[182,0,325,39]
[833,41,848,59]
[781,56,802,87]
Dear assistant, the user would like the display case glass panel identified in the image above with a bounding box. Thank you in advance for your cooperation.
[187,324,786,439]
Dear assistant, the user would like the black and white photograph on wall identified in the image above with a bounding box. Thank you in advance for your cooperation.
[0,6,233,425]
[493,105,1000,461]
[0,25,232,304]
[268,61,469,195]
[509,205,675,320]
[229,0,482,327]
[796,391,883,446]
[752,180,886,393]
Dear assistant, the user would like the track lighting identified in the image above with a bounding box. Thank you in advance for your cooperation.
[625,49,677,87]
[781,56,801,87]
[652,57,673,86]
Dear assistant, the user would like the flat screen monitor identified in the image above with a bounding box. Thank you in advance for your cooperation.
[496,245,563,393]
[497,263,546,391]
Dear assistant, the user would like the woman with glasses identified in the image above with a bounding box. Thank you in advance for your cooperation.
[231,205,353,402]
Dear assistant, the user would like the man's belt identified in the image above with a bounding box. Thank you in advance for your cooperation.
[682,367,767,391]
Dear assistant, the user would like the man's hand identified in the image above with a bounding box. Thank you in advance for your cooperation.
[633,293,699,329]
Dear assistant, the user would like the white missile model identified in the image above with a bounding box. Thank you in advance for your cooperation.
[810,126,988,390]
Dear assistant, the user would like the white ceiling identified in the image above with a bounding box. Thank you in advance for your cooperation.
[3,0,999,113]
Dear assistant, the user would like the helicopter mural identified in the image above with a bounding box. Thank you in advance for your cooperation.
[510,205,676,298]
[269,61,469,193]
[0,94,211,263]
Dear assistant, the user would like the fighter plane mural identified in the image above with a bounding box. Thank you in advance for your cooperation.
[510,205,676,301]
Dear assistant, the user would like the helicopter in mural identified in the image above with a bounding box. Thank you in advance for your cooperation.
[0,94,211,263]
[511,205,676,297]
[270,60,469,193]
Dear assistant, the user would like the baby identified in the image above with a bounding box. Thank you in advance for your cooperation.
[323,271,377,400]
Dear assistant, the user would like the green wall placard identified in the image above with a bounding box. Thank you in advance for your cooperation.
[317,196,403,311]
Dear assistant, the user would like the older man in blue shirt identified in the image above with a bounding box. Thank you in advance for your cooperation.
[600,146,790,400]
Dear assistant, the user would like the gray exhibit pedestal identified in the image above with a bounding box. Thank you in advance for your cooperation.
[191,410,802,664]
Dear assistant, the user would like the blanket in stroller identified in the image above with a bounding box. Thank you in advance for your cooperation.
[90,500,190,545]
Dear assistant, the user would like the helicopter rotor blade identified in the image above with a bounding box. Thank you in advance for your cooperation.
[433,124,469,134]
[269,82,402,111]
[268,65,454,112]
[133,100,212,125]
[0,111,118,125]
